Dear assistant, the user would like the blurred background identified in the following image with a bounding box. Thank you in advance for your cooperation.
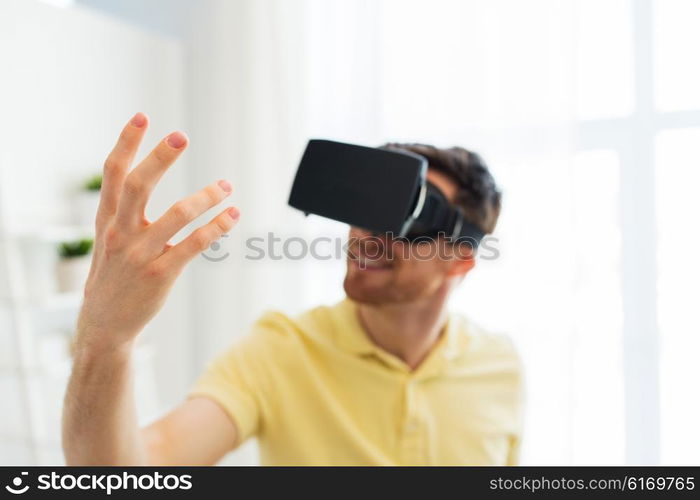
[0,0,698,465]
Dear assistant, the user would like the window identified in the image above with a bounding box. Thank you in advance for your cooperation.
[653,0,700,111]
[655,128,700,465]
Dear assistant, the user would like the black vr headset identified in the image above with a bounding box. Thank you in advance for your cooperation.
[288,139,485,247]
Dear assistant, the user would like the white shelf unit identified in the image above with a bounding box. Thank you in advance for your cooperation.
[0,228,158,464]
[0,226,86,462]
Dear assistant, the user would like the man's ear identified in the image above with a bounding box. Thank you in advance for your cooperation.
[446,247,476,278]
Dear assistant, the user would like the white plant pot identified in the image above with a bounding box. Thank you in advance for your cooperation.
[19,237,59,298]
[74,191,100,226]
[55,255,91,293]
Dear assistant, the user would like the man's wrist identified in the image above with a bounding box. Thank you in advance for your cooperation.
[72,327,136,364]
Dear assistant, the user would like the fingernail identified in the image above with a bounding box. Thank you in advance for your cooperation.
[218,180,232,193]
[166,131,188,149]
[227,207,240,220]
[130,112,146,128]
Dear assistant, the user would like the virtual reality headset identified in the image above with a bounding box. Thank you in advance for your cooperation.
[288,139,485,247]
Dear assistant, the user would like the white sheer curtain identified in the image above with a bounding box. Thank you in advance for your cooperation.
[184,0,697,465]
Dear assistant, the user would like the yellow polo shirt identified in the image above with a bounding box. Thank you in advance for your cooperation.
[190,299,524,465]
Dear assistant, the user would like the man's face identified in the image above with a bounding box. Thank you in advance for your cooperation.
[343,169,474,305]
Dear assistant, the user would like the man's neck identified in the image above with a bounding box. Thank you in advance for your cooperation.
[355,288,450,371]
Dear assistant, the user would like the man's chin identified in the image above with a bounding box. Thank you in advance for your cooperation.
[343,276,390,305]
[343,275,404,305]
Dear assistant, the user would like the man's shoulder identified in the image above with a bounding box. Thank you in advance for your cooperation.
[246,300,346,346]
[447,312,522,366]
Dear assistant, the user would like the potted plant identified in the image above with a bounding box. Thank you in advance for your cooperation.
[74,173,102,226]
[55,238,93,293]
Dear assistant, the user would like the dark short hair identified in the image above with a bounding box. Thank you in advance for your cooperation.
[382,143,502,234]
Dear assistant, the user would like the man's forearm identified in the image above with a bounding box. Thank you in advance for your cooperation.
[62,336,147,465]
[61,113,239,465]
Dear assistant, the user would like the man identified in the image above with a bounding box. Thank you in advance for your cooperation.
[63,113,523,466]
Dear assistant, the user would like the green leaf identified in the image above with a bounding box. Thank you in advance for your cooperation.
[59,238,94,258]
[83,174,102,191]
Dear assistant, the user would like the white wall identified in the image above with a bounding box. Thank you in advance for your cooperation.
[0,0,190,463]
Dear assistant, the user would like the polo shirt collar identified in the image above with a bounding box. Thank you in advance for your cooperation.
[332,298,467,377]
[333,298,380,356]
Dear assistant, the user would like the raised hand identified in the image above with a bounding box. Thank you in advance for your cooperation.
[76,112,239,350]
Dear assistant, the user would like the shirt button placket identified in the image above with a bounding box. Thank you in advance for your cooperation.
[402,378,424,465]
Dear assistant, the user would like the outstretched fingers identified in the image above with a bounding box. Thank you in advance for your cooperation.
[98,112,149,226]
[145,180,234,253]
[158,207,240,272]
[116,131,189,231]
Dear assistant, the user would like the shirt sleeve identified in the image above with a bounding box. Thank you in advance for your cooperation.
[188,311,291,446]
[506,339,526,466]
[188,339,261,445]
[506,434,522,465]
